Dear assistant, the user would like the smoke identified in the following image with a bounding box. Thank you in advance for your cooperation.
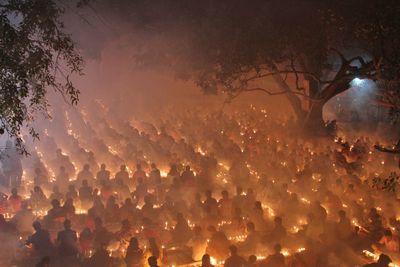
[53,7,294,122]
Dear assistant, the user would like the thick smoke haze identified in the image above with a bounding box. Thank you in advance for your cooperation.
[57,7,294,122]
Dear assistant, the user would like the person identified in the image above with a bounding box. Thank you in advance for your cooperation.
[125,237,144,267]
[246,255,257,267]
[203,190,219,217]
[188,226,208,261]
[35,256,50,267]
[79,179,93,209]
[46,199,65,226]
[147,237,161,260]
[172,212,192,245]
[267,216,287,243]
[96,163,110,183]
[148,256,160,267]
[62,197,76,217]
[363,254,392,267]
[49,185,64,202]
[224,245,247,267]
[0,192,7,214]
[378,229,399,253]
[53,149,75,178]
[79,227,94,257]
[206,225,230,261]
[8,187,22,213]
[116,165,130,185]
[259,243,285,267]
[201,254,215,267]
[34,167,48,187]
[181,165,195,185]
[26,221,54,259]
[11,201,35,233]
[133,163,146,182]
[336,210,353,240]
[56,166,70,193]
[149,163,161,187]
[232,187,246,212]
[219,190,233,220]
[0,213,16,233]
[87,242,113,267]
[66,184,79,201]
[239,222,259,255]
[134,177,148,203]
[93,217,113,249]
[56,219,78,261]
[0,140,22,188]
[168,164,179,178]
[77,164,94,185]
[30,186,48,210]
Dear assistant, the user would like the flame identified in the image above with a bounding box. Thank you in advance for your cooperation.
[210,257,217,266]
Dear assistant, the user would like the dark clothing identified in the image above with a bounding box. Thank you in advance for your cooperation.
[88,248,113,267]
[125,248,144,267]
[57,229,78,256]
[27,229,54,257]
[79,186,93,202]
[97,170,110,182]
[224,255,247,267]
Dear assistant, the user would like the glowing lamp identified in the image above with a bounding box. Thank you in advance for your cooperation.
[351,77,365,86]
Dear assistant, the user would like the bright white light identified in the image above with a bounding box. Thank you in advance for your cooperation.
[351,77,365,86]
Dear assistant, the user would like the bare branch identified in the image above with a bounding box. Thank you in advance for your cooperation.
[244,87,322,102]
[289,55,305,91]
[347,56,367,67]
[330,48,347,65]
[243,70,332,84]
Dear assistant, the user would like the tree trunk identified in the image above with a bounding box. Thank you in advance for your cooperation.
[301,79,352,135]
[271,72,307,121]
[303,101,326,135]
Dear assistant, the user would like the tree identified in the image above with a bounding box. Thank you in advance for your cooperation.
[93,0,400,134]
[0,0,83,152]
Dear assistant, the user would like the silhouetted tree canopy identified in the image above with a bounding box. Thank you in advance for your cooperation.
[0,0,82,152]
[92,0,400,132]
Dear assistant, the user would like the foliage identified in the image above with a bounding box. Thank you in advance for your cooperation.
[93,0,400,128]
[0,0,82,153]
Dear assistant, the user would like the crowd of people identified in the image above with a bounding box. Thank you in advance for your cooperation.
[0,104,399,267]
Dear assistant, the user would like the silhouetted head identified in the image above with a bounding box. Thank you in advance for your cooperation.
[248,255,257,264]
[202,254,211,266]
[51,199,60,208]
[148,256,158,267]
[229,245,238,256]
[129,237,139,249]
[377,254,392,265]
[274,243,282,253]
[64,219,72,230]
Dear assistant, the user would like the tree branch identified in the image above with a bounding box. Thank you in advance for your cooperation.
[243,70,332,84]
[243,87,321,102]
[289,55,305,91]
[330,48,347,65]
